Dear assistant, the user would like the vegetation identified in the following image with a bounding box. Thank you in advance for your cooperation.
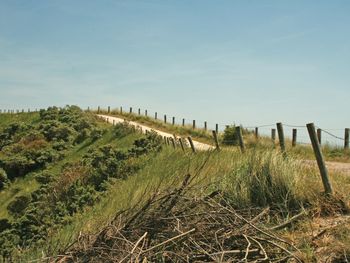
[0,108,349,262]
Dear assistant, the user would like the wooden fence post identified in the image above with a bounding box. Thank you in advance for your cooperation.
[317,129,322,145]
[179,138,185,152]
[98,106,100,113]
[170,138,176,149]
[212,130,220,151]
[129,107,132,114]
[188,137,196,153]
[193,120,196,129]
[138,108,141,115]
[204,121,207,131]
[216,124,219,134]
[145,110,148,117]
[108,106,110,113]
[120,106,123,114]
[182,118,185,126]
[236,126,245,153]
[345,128,349,150]
[292,129,297,147]
[255,127,259,139]
[164,115,167,124]
[172,117,175,125]
[306,123,333,195]
[271,128,276,143]
[276,123,286,156]
[155,112,157,120]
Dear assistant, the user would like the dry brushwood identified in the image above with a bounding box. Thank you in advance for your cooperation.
[54,175,303,263]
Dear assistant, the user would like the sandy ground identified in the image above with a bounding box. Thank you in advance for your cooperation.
[98,114,350,175]
[98,114,214,151]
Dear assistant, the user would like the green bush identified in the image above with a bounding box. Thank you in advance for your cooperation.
[7,195,32,217]
[0,168,8,190]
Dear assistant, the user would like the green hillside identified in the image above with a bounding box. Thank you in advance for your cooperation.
[0,107,349,262]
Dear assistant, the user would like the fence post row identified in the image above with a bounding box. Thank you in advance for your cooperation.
[306,123,333,195]
[236,126,245,153]
[212,130,220,151]
[292,129,297,147]
[345,128,349,150]
[276,122,286,157]
[188,137,196,153]
[271,128,276,143]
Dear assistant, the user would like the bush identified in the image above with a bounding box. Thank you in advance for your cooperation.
[7,195,32,217]
[0,168,8,190]
[222,125,239,145]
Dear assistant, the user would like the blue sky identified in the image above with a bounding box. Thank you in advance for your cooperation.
[0,1,349,140]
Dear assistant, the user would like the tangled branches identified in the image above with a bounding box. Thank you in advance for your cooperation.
[56,175,302,262]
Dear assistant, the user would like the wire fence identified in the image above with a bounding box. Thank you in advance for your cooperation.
[1,106,349,149]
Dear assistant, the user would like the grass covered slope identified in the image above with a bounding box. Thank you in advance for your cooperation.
[0,107,163,260]
[0,108,349,262]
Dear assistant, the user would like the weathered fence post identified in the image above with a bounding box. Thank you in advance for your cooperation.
[179,138,185,152]
[306,123,333,195]
[97,106,100,113]
[204,121,207,131]
[138,108,141,115]
[216,124,219,134]
[236,126,245,153]
[172,117,175,125]
[182,118,185,126]
[317,128,322,145]
[345,128,349,150]
[120,106,123,114]
[170,138,176,149]
[164,115,167,124]
[108,106,110,113]
[193,120,196,129]
[255,127,259,139]
[155,112,157,120]
[271,128,276,143]
[145,110,148,117]
[129,107,132,114]
[212,130,220,151]
[292,129,297,147]
[188,137,196,153]
[276,123,286,156]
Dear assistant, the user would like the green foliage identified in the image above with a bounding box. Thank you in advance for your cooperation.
[7,195,32,217]
[0,168,8,190]
[222,125,238,145]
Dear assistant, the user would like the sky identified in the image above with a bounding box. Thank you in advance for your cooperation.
[0,0,349,142]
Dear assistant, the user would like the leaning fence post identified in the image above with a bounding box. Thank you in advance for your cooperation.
[306,123,333,195]
[188,137,196,153]
[236,126,245,153]
[345,128,349,150]
[212,130,220,151]
[292,129,297,147]
[317,128,322,145]
[170,138,176,149]
[276,122,286,156]
[179,138,185,152]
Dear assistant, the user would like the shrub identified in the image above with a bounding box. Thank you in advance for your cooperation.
[7,195,32,217]
[0,168,8,190]
[222,125,239,145]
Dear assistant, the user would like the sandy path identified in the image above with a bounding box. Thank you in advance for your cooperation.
[98,114,350,174]
[98,114,214,151]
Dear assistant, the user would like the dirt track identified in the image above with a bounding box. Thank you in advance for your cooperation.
[99,114,350,175]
